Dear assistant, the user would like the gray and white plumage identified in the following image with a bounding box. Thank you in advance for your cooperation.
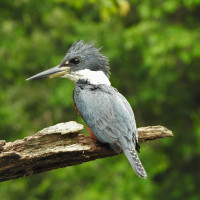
[27,40,147,178]
[74,81,147,178]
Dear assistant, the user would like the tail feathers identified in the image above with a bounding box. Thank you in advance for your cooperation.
[123,148,147,178]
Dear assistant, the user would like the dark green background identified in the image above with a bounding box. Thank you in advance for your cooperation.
[0,0,200,199]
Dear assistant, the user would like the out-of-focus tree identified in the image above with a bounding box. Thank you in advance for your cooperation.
[0,0,200,199]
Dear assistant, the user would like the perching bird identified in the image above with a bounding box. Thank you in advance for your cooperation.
[27,40,147,178]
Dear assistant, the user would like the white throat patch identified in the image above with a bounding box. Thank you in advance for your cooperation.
[62,69,111,85]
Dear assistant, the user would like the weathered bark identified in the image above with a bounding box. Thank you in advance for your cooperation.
[0,121,173,182]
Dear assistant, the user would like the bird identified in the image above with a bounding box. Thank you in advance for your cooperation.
[27,40,147,178]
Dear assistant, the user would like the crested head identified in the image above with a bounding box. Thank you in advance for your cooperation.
[27,40,111,85]
[58,40,111,85]
[62,40,110,76]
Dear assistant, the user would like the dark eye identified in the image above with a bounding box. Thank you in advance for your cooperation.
[71,57,80,65]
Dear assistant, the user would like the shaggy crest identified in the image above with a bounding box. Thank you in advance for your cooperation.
[67,40,110,75]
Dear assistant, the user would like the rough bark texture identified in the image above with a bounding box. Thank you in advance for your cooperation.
[0,121,173,182]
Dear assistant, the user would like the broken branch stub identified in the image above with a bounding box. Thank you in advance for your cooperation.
[0,121,173,182]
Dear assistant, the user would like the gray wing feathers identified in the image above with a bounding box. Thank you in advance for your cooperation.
[117,93,138,142]
[75,86,127,143]
[74,84,146,178]
[75,89,119,143]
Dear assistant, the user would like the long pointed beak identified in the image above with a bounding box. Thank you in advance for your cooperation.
[26,65,70,81]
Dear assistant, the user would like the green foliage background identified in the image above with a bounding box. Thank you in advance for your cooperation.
[0,0,200,199]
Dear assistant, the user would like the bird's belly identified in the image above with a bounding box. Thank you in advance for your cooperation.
[86,125,98,141]
[74,101,80,115]
[74,100,98,141]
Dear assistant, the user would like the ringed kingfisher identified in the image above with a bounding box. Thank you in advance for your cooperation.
[27,40,147,178]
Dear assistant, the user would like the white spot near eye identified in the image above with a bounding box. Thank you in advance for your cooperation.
[65,60,69,65]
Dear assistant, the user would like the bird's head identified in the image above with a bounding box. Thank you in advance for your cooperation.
[27,40,110,85]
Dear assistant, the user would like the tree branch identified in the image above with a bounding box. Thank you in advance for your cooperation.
[0,121,173,182]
